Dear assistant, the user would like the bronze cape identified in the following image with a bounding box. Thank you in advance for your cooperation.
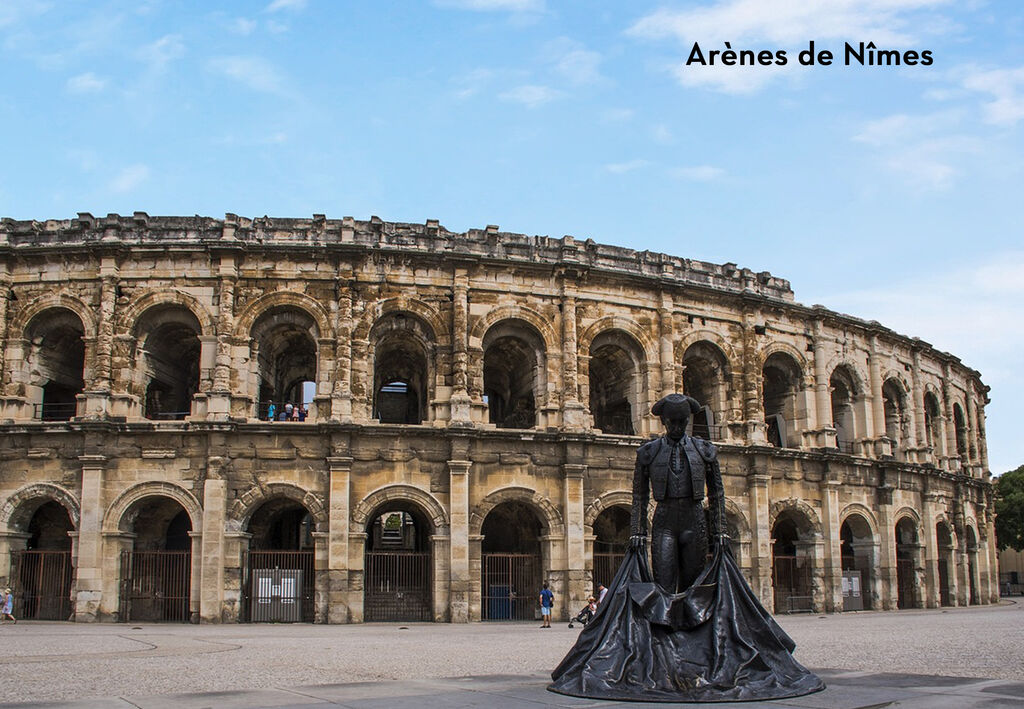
[548,543,825,702]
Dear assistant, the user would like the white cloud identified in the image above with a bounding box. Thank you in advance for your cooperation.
[0,0,50,29]
[265,0,306,12]
[629,0,952,93]
[605,159,650,174]
[435,0,544,11]
[555,45,602,85]
[66,72,106,94]
[208,55,287,94]
[451,68,493,99]
[651,124,674,144]
[962,66,1024,126]
[669,165,725,181]
[230,18,258,35]
[109,164,150,193]
[138,34,184,69]
[498,84,561,108]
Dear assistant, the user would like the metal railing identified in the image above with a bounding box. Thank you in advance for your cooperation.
[119,550,191,622]
[242,550,315,622]
[10,550,74,621]
[364,551,432,622]
[33,402,78,421]
[481,553,541,621]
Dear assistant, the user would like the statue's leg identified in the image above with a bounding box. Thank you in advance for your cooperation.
[651,504,680,591]
[678,502,710,591]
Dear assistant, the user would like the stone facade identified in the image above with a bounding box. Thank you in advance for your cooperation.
[0,213,997,623]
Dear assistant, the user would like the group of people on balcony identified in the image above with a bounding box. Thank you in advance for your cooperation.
[264,400,308,422]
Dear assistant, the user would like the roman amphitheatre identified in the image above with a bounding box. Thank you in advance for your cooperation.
[0,212,995,624]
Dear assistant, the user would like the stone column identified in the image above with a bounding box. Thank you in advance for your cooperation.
[563,464,587,612]
[448,458,471,622]
[449,270,473,425]
[875,483,898,610]
[0,265,12,417]
[740,310,765,445]
[346,531,367,622]
[941,363,957,470]
[431,534,451,621]
[868,336,888,455]
[208,257,237,419]
[332,282,354,421]
[199,475,226,622]
[0,532,29,590]
[74,455,107,621]
[965,389,979,470]
[560,285,587,430]
[327,456,352,623]
[188,531,203,622]
[811,323,836,448]
[81,263,118,418]
[313,531,329,623]
[820,470,842,612]
[222,531,250,623]
[921,488,940,608]
[746,468,773,608]
[658,293,674,394]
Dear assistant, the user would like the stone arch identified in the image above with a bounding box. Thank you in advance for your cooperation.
[367,308,439,424]
[586,327,649,435]
[351,484,450,533]
[11,292,98,339]
[103,481,203,534]
[584,491,633,529]
[827,360,867,395]
[0,483,81,531]
[769,498,823,537]
[227,482,327,532]
[839,502,880,537]
[722,498,751,539]
[935,512,959,548]
[578,318,658,365]
[469,486,565,538]
[116,289,216,337]
[232,291,332,341]
[354,297,449,344]
[469,304,558,353]
[681,338,734,438]
[677,329,739,368]
[759,341,809,373]
[893,506,923,530]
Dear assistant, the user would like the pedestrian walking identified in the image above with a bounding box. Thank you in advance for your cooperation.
[539,581,554,628]
[2,588,15,623]
[266,400,276,422]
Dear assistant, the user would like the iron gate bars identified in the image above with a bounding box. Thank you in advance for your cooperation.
[772,554,813,613]
[118,550,191,622]
[481,553,541,621]
[242,550,315,622]
[364,551,432,622]
[10,550,73,620]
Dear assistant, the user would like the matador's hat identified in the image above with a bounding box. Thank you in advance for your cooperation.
[651,393,701,418]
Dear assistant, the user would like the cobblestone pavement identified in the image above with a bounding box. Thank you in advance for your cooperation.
[0,600,1021,705]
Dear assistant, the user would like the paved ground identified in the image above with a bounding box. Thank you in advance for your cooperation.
[0,600,1021,707]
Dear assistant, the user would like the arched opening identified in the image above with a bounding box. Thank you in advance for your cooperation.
[364,504,433,622]
[830,366,859,452]
[924,391,942,452]
[882,379,908,456]
[592,506,630,589]
[839,515,874,610]
[252,307,317,421]
[481,500,543,620]
[895,517,921,609]
[118,496,192,622]
[589,331,642,435]
[966,526,980,606]
[136,306,201,420]
[762,352,802,448]
[244,497,315,622]
[9,499,75,620]
[936,521,955,606]
[682,341,730,440]
[25,308,85,420]
[482,321,544,429]
[953,403,968,462]
[372,323,429,424]
[771,511,815,613]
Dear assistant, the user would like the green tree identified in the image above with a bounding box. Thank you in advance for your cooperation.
[995,465,1024,551]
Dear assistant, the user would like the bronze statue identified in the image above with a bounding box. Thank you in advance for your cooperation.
[630,393,725,593]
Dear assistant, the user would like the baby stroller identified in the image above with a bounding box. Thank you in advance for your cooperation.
[568,597,597,629]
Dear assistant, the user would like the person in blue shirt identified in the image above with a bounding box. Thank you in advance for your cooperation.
[266,400,276,422]
[539,581,554,628]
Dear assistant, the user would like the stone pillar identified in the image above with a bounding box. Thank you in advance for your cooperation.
[820,471,842,612]
[0,265,12,412]
[199,475,226,622]
[332,282,354,421]
[811,324,836,448]
[327,456,352,623]
[430,534,451,621]
[875,483,898,610]
[74,455,107,621]
[0,532,29,590]
[746,469,773,608]
[741,310,765,445]
[965,389,979,469]
[563,464,587,613]
[208,257,237,419]
[658,293,674,395]
[81,263,118,417]
[868,336,888,455]
[347,531,367,622]
[941,363,957,470]
[921,489,940,608]
[313,530,329,623]
[222,531,250,622]
[449,270,473,425]
[188,531,203,622]
[448,458,471,622]
[560,286,587,430]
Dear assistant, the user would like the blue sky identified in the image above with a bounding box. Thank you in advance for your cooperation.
[1,0,1021,473]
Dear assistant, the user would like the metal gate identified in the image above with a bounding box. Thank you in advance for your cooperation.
[10,550,73,620]
[593,552,624,590]
[119,550,191,622]
[243,551,314,622]
[772,555,813,613]
[938,558,952,606]
[481,553,541,621]
[364,551,431,622]
[896,557,916,609]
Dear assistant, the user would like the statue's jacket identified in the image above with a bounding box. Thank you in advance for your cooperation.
[631,435,724,537]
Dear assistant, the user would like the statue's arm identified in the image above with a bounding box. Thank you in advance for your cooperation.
[630,447,650,541]
[706,450,726,540]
